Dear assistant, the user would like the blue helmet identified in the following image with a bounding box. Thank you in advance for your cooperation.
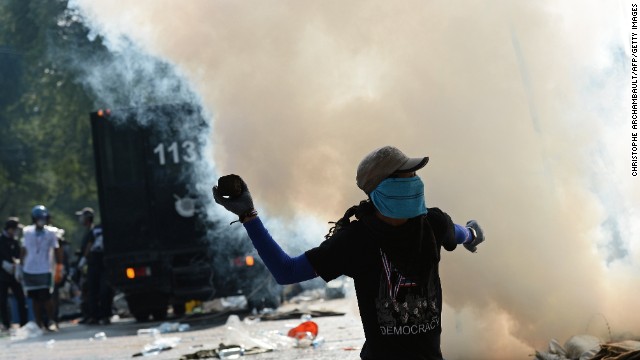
[31,205,49,222]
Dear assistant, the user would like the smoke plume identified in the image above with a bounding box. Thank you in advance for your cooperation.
[68,0,636,358]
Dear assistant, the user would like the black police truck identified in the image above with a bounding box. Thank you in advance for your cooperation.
[90,104,280,321]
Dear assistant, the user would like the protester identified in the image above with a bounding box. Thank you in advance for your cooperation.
[0,217,28,330]
[21,205,63,331]
[76,207,111,325]
[48,226,70,323]
[213,146,485,360]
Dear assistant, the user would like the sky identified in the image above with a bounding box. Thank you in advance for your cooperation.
[67,1,637,358]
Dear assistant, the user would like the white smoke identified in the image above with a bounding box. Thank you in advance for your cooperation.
[67,0,637,358]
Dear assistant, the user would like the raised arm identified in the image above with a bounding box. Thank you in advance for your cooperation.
[242,217,316,284]
[213,174,317,285]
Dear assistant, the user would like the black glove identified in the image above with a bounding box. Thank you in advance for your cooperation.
[464,220,485,253]
[212,174,256,221]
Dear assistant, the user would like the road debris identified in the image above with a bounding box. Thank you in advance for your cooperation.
[11,321,43,340]
[136,322,190,339]
[179,343,273,359]
[91,332,107,341]
[157,322,190,333]
[132,336,181,357]
[252,308,345,321]
[137,328,160,338]
[535,335,640,360]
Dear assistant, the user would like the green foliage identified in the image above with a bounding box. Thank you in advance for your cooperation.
[0,0,106,247]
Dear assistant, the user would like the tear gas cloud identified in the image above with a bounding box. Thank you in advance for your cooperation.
[68,0,636,358]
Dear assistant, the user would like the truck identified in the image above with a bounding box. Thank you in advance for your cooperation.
[89,103,281,321]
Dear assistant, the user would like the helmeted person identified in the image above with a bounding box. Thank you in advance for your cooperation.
[0,217,28,330]
[213,146,485,360]
[20,205,63,331]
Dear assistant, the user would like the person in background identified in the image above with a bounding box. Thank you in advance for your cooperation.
[21,205,63,332]
[0,217,28,331]
[47,226,70,324]
[75,208,94,324]
[76,207,111,325]
[213,146,485,360]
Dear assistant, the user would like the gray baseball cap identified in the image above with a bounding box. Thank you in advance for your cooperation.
[75,207,94,217]
[356,146,429,194]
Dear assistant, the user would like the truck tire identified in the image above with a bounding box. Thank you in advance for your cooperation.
[151,307,168,321]
[172,302,186,317]
[126,293,169,322]
[133,310,151,322]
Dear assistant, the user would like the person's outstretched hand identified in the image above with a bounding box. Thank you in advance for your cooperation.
[464,220,485,253]
[212,174,256,221]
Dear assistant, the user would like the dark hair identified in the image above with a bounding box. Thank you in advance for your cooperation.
[324,200,371,240]
[4,217,20,230]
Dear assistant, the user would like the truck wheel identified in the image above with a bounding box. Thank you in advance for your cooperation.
[172,302,186,317]
[127,293,168,322]
[133,311,151,322]
[149,296,169,321]
[151,307,168,321]
[126,295,148,322]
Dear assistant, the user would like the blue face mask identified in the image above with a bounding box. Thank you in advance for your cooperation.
[369,176,428,219]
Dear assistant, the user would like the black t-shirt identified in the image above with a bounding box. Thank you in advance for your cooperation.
[0,232,21,282]
[80,225,95,255]
[305,205,457,360]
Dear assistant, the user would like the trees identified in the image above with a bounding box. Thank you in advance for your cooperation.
[0,0,195,246]
[0,0,103,243]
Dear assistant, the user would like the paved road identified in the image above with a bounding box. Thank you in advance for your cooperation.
[0,297,366,360]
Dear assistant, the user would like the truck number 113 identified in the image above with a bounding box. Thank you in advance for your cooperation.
[153,141,197,165]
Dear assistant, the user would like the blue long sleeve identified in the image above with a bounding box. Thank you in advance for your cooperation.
[243,217,317,285]
[454,223,472,244]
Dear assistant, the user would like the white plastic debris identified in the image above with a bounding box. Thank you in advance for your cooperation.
[289,289,325,303]
[137,328,160,338]
[535,334,602,360]
[157,322,179,333]
[222,295,248,310]
[137,322,190,341]
[548,338,566,357]
[242,316,260,325]
[93,332,107,340]
[312,336,325,349]
[224,314,291,350]
[218,345,245,359]
[564,335,601,360]
[11,321,43,340]
[155,322,190,334]
[140,337,181,356]
[203,296,248,313]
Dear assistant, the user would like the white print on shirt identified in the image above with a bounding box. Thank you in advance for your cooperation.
[380,316,440,335]
[375,255,441,336]
[375,292,440,335]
